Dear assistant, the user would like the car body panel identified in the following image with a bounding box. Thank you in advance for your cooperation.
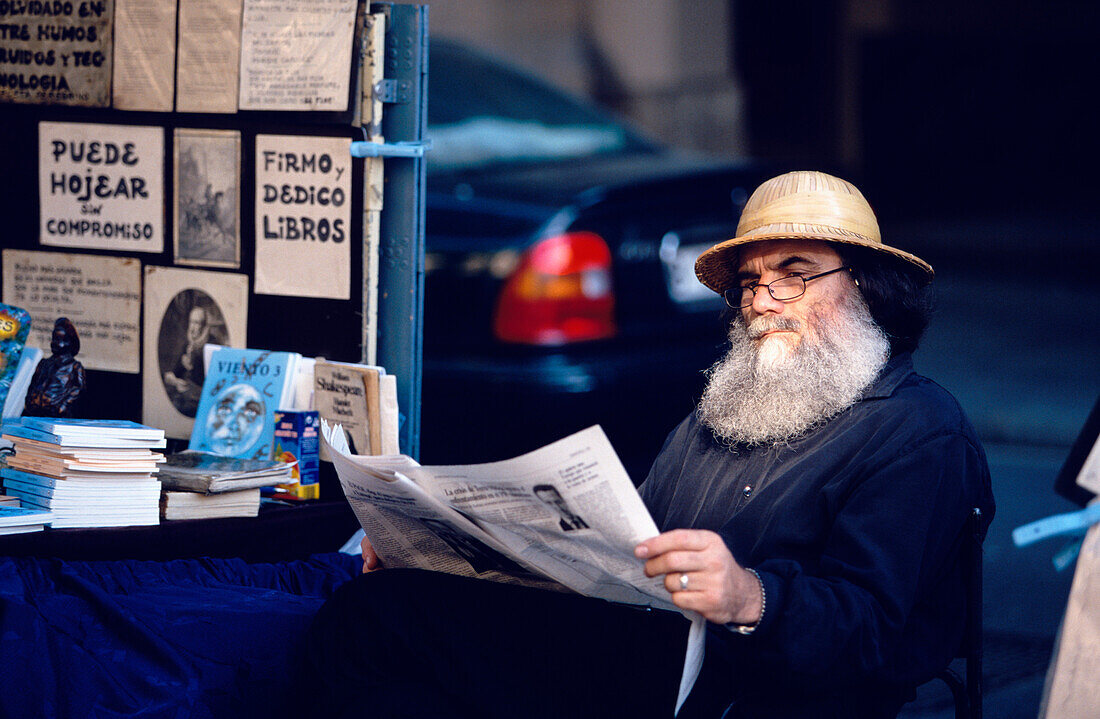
[419,40,774,479]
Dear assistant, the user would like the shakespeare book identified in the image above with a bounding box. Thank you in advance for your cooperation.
[312,359,383,457]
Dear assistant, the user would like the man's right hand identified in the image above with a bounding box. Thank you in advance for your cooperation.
[361,536,382,573]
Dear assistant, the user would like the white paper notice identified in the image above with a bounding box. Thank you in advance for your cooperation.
[238,0,357,111]
[112,0,178,111]
[1,249,141,374]
[0,0,114,107]
[176,0,244,113]
[142,266,248,439]
[38,121,164,253]
[254,134,351,299]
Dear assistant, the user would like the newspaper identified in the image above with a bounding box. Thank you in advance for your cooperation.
[322,422,705,713]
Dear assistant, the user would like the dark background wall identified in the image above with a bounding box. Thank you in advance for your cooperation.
[732,0,1100,215]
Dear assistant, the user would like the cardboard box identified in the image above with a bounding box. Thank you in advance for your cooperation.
[273,410,320,499]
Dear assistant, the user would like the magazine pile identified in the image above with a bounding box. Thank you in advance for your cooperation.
[321,422,705,711]
[158,450,295,520]
[1,418,166,528]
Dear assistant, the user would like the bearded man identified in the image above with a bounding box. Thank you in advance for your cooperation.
[305,171,994,719]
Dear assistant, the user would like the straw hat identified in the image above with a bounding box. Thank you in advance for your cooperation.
[694,170,933,293]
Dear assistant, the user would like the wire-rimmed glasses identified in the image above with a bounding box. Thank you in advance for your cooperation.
[724,266,851,309]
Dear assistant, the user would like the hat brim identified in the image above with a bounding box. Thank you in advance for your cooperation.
[694,231,934,294]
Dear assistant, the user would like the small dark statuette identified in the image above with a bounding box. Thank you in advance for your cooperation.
[24,317,86,418]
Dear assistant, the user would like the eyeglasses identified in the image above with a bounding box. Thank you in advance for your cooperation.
[724,266,851,309]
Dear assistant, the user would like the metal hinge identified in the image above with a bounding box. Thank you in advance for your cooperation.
[373,79,411,104]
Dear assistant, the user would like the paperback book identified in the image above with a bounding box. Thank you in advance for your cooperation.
[312,359,383,456]
[5,452,164,479]
[17,417,167,441]
[7,488,160,529]
[2,468,162,499]
[2,346,42,419]
[0,418,166,528]
[158,450,294,494]
[0,303,32,413]
[189,348,301,460]
[2,423,168,449]
[161,488,261,520]
[0,505,53,535]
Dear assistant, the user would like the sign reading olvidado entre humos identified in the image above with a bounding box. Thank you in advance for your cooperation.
[0,0,114,107]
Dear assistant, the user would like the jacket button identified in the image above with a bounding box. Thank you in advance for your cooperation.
[742,485,753,497]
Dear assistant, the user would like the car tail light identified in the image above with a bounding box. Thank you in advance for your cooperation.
[493,231,616,345]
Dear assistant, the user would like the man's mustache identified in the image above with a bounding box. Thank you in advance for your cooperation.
[747,315,801,340]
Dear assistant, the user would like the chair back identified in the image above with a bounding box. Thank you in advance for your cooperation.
[933,506,985,719]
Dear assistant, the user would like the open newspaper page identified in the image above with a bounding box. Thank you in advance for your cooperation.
[323,423,675,610]
[322,422,705,714]
[323,431,565,590]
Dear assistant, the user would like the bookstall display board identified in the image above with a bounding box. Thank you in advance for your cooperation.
[0,1,427,558]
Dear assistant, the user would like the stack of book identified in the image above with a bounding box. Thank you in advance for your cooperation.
[158,450,294,520]
[0,418,167,529]
[0,504,54,535]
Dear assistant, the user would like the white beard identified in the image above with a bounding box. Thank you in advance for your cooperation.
[697,288,890,447]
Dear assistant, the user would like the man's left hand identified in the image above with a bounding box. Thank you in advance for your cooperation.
[635,529,762,625]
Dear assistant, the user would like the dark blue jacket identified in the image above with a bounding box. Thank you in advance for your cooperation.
[640,353,995,717]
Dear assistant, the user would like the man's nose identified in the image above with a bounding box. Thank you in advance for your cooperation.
[749,283,786,315]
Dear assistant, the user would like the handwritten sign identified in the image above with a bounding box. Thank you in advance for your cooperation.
[1,249,140,373]
[238,0,356,111]
[0,0,114,106]
[254,134,350,298]
[38,121,164,253]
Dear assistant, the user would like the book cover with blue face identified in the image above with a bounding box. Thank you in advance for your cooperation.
[0,303,32,411]
[188,348,299,460]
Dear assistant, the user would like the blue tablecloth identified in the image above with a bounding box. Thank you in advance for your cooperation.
[0,551,360,718]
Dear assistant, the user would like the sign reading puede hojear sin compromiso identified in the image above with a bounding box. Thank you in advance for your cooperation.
[0,0,114,107]
[37,121,164,253]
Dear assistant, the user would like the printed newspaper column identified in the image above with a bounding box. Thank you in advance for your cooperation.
[38,121,165,253]
[1,249,141,373]
[0,0,114,106]
[112,0,178,111]
[254,135,352,299]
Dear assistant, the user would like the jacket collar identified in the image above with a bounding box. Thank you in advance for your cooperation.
[863,352,915,400]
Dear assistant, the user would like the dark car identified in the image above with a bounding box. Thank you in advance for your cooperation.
[419,39,773,481]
